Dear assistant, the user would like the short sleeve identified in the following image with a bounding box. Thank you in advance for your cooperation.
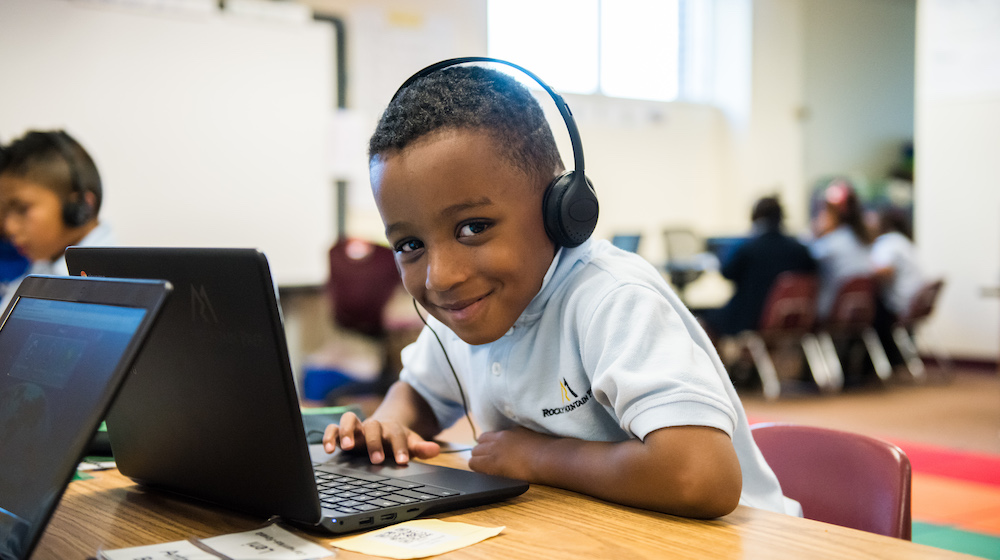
[575,282,738,440]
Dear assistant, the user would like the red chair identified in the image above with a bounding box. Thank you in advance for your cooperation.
[327,238,402,337]
[891,278,948,381]
[817,276,892,389]
[306,238,420,401]
[734,272,830,400]
[751,422,912,540]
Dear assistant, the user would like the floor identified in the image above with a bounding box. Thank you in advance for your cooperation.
[739,366,1000,455]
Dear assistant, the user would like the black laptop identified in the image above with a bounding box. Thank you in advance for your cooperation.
[65,247,528,534]
[0,275,170,560]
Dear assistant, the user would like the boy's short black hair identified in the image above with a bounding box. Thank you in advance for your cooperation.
[0,130,103,214]
[369,65,564,188]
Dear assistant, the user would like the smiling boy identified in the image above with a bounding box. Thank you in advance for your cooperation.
[323,62,795,519]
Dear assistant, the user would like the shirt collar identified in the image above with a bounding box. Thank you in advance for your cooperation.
[513,238,594,328]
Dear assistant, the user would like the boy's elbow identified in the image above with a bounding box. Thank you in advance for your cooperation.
[669,466,742,519]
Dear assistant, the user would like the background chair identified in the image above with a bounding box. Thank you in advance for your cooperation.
[732,272,831,400]
[892,278,949,381]
[818,276,892,389]
[751,422,912,540]
[662,228,707,303]
[303,238,421,403]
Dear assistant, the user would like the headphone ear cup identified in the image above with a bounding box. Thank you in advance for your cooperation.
[62,198,93,228]
[542,171,599,248]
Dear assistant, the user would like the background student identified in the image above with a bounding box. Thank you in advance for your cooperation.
[809,179,872,319]
[323,60,798,519]
[868,206,925,364]
[700,195,816,339]
[0,130,114,310]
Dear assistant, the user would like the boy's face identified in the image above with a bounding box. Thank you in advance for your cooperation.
[0,175,78,262]
[371,129,557,345]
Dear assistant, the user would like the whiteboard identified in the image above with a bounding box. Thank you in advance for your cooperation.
[0,0,336,286]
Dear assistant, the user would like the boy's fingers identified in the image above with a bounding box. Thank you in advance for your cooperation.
[322,423,339,453]
[384,429,411,465]
[361,420,387,464]
[410,438,441,460]
[338,412,361,450]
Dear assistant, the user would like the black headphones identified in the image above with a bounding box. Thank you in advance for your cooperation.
[37,130,97,228]
[393,57,599,248]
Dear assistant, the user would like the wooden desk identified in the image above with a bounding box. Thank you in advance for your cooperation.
[34,450,972,560]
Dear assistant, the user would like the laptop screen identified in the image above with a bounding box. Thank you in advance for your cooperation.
[0,295,148,559]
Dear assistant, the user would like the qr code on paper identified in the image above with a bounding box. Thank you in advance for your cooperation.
[370,526,456,549]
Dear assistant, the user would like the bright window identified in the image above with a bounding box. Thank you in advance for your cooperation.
[488,0,709,102]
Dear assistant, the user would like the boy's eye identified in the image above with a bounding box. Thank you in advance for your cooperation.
[457,221,491,238]
[395,239,423,254]
[2,202,28,216]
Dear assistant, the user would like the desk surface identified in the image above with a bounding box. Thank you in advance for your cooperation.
[35,449,973,560]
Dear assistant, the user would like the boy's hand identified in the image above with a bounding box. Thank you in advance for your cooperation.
[468,426,553,481]
[322,411,441,465]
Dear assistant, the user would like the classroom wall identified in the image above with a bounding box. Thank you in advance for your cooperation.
[0,0,335,286]
[914,0,1000,359]
[801,0,917,184]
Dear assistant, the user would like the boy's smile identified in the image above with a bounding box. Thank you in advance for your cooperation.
[371,129,558,345]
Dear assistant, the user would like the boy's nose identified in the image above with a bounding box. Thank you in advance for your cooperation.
[424,248,467,292]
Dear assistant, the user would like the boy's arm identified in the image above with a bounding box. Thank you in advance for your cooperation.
[322,380,442,464]
[468,424,742,519]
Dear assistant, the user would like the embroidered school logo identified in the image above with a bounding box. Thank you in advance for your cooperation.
[543,378,593,417]
[559,378,578,403]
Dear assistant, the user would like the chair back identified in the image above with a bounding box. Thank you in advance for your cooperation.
[757,272,819,334]
[751,423,912,539]
[826,276,877,329]
[900,279,945,327]
[327,238,401,337]
[662,228,705,293]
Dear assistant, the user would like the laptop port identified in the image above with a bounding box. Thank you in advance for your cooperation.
[359,516,374,526]
[380,513,397,522]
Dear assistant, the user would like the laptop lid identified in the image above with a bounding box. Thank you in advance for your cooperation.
[65,247,528,534]
[0,275,170,560]
[66,248,324,523]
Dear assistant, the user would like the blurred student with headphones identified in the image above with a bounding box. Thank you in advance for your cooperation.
[323,59,798,519]
[0,130,114,310]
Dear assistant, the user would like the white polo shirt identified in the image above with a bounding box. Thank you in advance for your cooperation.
[810,225,873,318]
[870,231,923,316]
[400,238,797,515]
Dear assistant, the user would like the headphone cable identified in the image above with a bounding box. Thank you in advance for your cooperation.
[411,298,479,443]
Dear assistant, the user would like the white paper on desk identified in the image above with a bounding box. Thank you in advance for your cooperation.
[199,523,334,559]
[98,540,219,560]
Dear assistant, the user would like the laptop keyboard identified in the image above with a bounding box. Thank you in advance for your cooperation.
[314,465,462,515]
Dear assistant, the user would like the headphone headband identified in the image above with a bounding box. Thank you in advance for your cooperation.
[391,57,598,248]
[392,57,586,177]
